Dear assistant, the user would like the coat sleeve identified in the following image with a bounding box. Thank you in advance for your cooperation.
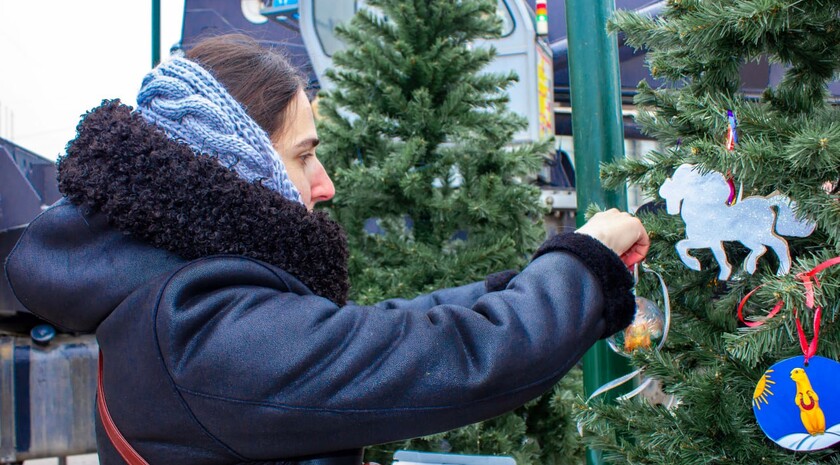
[154,233,633,460]
[371,278,498,311]
[370,269,520,311]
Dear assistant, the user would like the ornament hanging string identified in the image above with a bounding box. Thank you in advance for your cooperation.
[737,256,840,363]
[794,306,821,365]
[725,110,738,206]
[726,176,737,206]
[726,110,738,150]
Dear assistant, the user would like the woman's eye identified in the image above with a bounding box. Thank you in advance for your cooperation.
[299,153,313,166]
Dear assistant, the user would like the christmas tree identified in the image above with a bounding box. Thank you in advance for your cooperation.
[578,1,840,463]
[316,0,583,463]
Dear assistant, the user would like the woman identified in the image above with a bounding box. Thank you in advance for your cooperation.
[6,35,648,464]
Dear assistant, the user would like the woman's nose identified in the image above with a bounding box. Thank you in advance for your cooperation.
[310,158,335,205]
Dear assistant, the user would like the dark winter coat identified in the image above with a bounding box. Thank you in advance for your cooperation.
[5,101,635,464]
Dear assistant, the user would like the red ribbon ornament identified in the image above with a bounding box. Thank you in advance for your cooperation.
[797,256,840,309]
[736,284,783,328]
[737,256,839,363]
[794,306,822,364]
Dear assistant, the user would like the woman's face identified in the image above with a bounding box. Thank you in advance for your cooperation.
[272,89,335,210]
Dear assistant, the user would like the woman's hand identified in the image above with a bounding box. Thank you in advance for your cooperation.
[576,208,650,267]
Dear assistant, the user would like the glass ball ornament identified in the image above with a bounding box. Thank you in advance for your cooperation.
[607,296,665,357]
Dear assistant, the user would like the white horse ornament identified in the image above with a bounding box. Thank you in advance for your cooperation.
[659,164,816,280]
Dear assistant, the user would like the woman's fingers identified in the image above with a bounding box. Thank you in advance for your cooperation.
[577,210,649,264]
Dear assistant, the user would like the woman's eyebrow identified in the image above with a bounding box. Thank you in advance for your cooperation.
[294,137,320,150]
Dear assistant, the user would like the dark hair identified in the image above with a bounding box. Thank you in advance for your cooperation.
[186,34,305,137]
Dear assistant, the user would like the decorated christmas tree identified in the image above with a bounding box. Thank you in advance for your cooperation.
[579,1,840,463]
[316,0,584,463]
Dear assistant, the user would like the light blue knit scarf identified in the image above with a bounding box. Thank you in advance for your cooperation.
[135,56,302,204]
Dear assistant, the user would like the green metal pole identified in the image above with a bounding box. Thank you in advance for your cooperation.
[152,0,161,68]
[563,1,632,464]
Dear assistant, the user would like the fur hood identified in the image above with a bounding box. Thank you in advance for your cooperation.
[57,100,349,305]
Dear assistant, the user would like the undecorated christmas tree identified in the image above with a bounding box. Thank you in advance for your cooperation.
[316,0,584,463]
[578,1,840,463]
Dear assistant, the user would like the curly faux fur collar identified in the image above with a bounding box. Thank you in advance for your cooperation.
[58,100,349,305]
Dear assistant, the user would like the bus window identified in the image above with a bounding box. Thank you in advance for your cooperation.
[497,0,514,37]
[314,0,356,56]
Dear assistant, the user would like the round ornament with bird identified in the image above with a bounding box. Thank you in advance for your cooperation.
[753,356,840,451]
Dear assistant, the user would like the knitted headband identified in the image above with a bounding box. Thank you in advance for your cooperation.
[135,56,303,204]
